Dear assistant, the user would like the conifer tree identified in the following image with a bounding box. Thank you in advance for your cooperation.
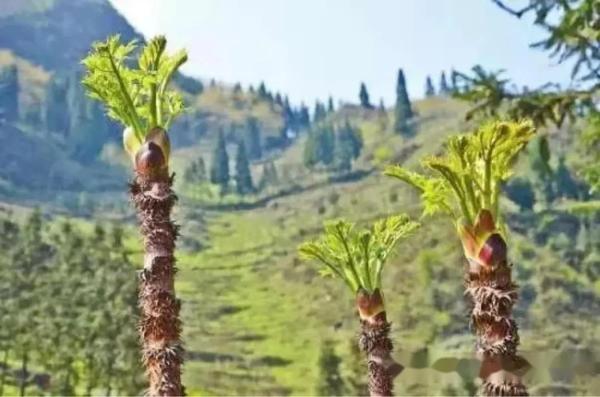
[328,96,335,113]
[425,76,435,97]
[439,71,450,95]
[394,69,413,135]
[235,143,254,195]
[82,35,187,396]
[299,103,311,129]
[211,130,230,192]
[244,117,263,160]
[300,215,419,396]
[385,120,535,396]
[257,81,268,98]
[0,64,18,122]
[314,100,327,123]
[359,82,372,109]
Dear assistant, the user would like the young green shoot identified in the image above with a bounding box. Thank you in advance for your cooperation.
[299,214,419,295]
[81,35,187,161]
[385,120,535,230]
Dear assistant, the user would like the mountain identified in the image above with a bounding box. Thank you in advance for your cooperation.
[0,0,287,208]
[0,0,141,72]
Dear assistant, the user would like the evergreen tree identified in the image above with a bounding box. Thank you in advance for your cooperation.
[425,75,435,97]
[314,100,327,123]
[233,82,242,93]
[334,121,363,173]
[210,130,230,191]
[334,133,354,173]
[298,103,310,129]
[234,143,254,195]
[304,124,335,168]
[358,82,372,109]
[394,68,414,135]
[244,117,263,160]
[450,68,459,93]
[315,340,345,396]
[0,64,18,122]
[439,71,450,95]
[257,81,268,98]
[274,92,283,106]
[327,96,335,113]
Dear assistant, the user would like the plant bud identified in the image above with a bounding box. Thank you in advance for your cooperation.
[145,126,171,163]
[356,288,385,322]
[135,141,166,177]
[478,233,507,268]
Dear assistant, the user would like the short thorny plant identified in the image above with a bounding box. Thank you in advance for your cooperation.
[81,34,186,161]
[299,214,419,294]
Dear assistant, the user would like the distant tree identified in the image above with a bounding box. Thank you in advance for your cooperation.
[314,100,327,123]
[274,92,283,106]
[0,65,18,122]
[439,71,450,95]
[248,84,255,94]
[298,103,311,129]
[328,96,335,113]
[234,143,254,195]
[244,117,263,160]
[233,82,242,93]
[304,124,335,168]
[209,78,216,87]
[358,82,372,109]
[315,340,345,396]
[257,81,268,98]
[394,68,413,135]
[210,130,230,191]
[425,75,435,97]
[450,68,459,93]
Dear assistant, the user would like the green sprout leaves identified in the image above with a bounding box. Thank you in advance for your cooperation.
[81,35,187,159]
[298,214,419,294]
[385,120,535,227]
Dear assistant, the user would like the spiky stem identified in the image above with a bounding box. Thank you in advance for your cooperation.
[130,165,184,396]
[464,244,529,396]
[357,290,403,396]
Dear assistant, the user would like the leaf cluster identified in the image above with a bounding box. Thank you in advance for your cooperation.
[385,120,535,227]
[298,214,419,294]
[81,35,187,142]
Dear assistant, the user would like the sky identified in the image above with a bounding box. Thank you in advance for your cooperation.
[109,0,573,107]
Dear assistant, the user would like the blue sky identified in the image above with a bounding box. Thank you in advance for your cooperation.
[110,0,573,106]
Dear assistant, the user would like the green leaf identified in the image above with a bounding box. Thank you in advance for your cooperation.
[298,215,418,294]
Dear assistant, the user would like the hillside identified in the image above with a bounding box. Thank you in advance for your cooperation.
[0,1,598,396]
[0,0,288,209]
